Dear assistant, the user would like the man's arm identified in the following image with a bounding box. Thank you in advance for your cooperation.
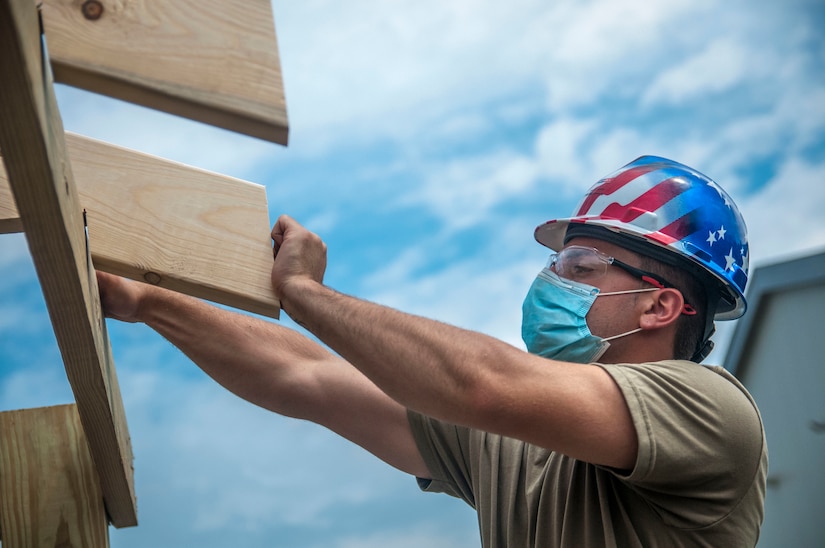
[271,216,638,470]
[97,271,430,477]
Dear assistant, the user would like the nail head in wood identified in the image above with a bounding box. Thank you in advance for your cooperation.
[81,0,104,21]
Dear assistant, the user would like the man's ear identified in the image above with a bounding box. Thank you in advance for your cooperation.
[639,288,684,330]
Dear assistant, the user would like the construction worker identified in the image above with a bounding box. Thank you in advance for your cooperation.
[97,156,766,546]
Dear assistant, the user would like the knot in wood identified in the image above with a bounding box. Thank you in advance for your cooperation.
[81,0,104,21]
[143,271,162,285]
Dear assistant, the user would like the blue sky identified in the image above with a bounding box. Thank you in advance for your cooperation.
[2,0,824,546]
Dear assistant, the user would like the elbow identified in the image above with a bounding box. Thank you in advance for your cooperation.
[455,345,516,430]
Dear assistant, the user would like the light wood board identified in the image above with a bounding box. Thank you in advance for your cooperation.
[73,133,280,318]
[0,405,110,548]
[1,136,279,318]
[39,0,289,144]
[0,0,136,527]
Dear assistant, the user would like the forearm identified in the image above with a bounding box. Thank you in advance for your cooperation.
[138,286,429,475]
[280,279,513,427]
[136,285,331,418]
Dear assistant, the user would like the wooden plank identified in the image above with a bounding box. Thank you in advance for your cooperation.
[1,136,279,317]
[74,133,280,319]
[39,0,289,145]
[0,0,136,527]
[0,405,110,548]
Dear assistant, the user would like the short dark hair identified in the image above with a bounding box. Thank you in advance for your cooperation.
[637,256,708,360]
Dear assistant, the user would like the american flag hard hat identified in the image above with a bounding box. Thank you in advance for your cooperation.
[534,156,749,320]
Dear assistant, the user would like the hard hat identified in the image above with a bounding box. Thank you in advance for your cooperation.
[534,155,749,321]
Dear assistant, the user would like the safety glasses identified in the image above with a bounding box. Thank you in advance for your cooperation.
[547,246,696,314]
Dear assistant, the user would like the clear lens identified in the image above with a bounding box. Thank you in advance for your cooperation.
[549,246,609,282]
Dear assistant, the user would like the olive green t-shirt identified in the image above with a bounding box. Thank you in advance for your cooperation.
[407,360,767,547]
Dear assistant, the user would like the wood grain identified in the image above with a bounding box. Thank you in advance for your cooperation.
[0,405,110,548]
[39,0,289,144]
[1,135,279,318]
[0,0,136,527]
[73,133,280,318]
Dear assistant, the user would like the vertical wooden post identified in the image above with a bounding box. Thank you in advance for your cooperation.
[0,405,109,548]
[0,0,136,526]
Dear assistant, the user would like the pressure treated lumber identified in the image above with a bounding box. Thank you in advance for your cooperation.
[0,405,110,548]
[0,0,136,527]
[75,133,280,318]
[39,0,289,144]
[0,136,279,318]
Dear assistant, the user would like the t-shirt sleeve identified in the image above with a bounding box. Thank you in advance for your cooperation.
[406,409,477,508]
[599,360,765,527]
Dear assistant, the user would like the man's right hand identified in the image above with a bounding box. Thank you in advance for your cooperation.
[96,271,145,323]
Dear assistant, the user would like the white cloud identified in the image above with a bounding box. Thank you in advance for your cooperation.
[740,156,825,265]
[533,117,599,187]
[643,38,753,105]
[551,0,705,65]
[774,86,825,152]
[303,209,341,236]
[399,149,539,230]
[271,0,721,148]
[271,1,554,150]
[541,0,714,111]
[55,86,280,181]
[364,245,539,348]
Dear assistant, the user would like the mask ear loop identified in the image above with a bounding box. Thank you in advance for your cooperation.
[602,327,643,342]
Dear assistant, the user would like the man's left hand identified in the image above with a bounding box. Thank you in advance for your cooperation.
[270,214,328,303]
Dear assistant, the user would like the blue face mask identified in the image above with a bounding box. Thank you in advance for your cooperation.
[521,268,648,363]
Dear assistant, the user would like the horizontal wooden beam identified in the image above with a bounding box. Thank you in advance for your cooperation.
[75,133,280,318]
[39,0,289,145]
[1,135,280,319]
[0,405,110,548]
[0,0,136,527]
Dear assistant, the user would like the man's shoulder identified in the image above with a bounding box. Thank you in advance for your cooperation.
[603,359,749,390]
[600,359,763,437]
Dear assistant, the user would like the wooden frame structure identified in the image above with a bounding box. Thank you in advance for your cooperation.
[0,0,287,544]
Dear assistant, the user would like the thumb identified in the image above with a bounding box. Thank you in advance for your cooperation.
[271,214,298,254]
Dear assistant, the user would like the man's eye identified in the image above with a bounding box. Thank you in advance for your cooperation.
[572,265,596,276]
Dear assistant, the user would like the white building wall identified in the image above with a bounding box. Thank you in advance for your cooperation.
[735,283,825,548]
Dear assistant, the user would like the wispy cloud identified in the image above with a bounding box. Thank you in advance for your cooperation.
[643,38,753,106]
[55,86,280,181]
[741,156,825,264]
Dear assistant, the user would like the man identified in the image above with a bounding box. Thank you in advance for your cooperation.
[98,156,767,546]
